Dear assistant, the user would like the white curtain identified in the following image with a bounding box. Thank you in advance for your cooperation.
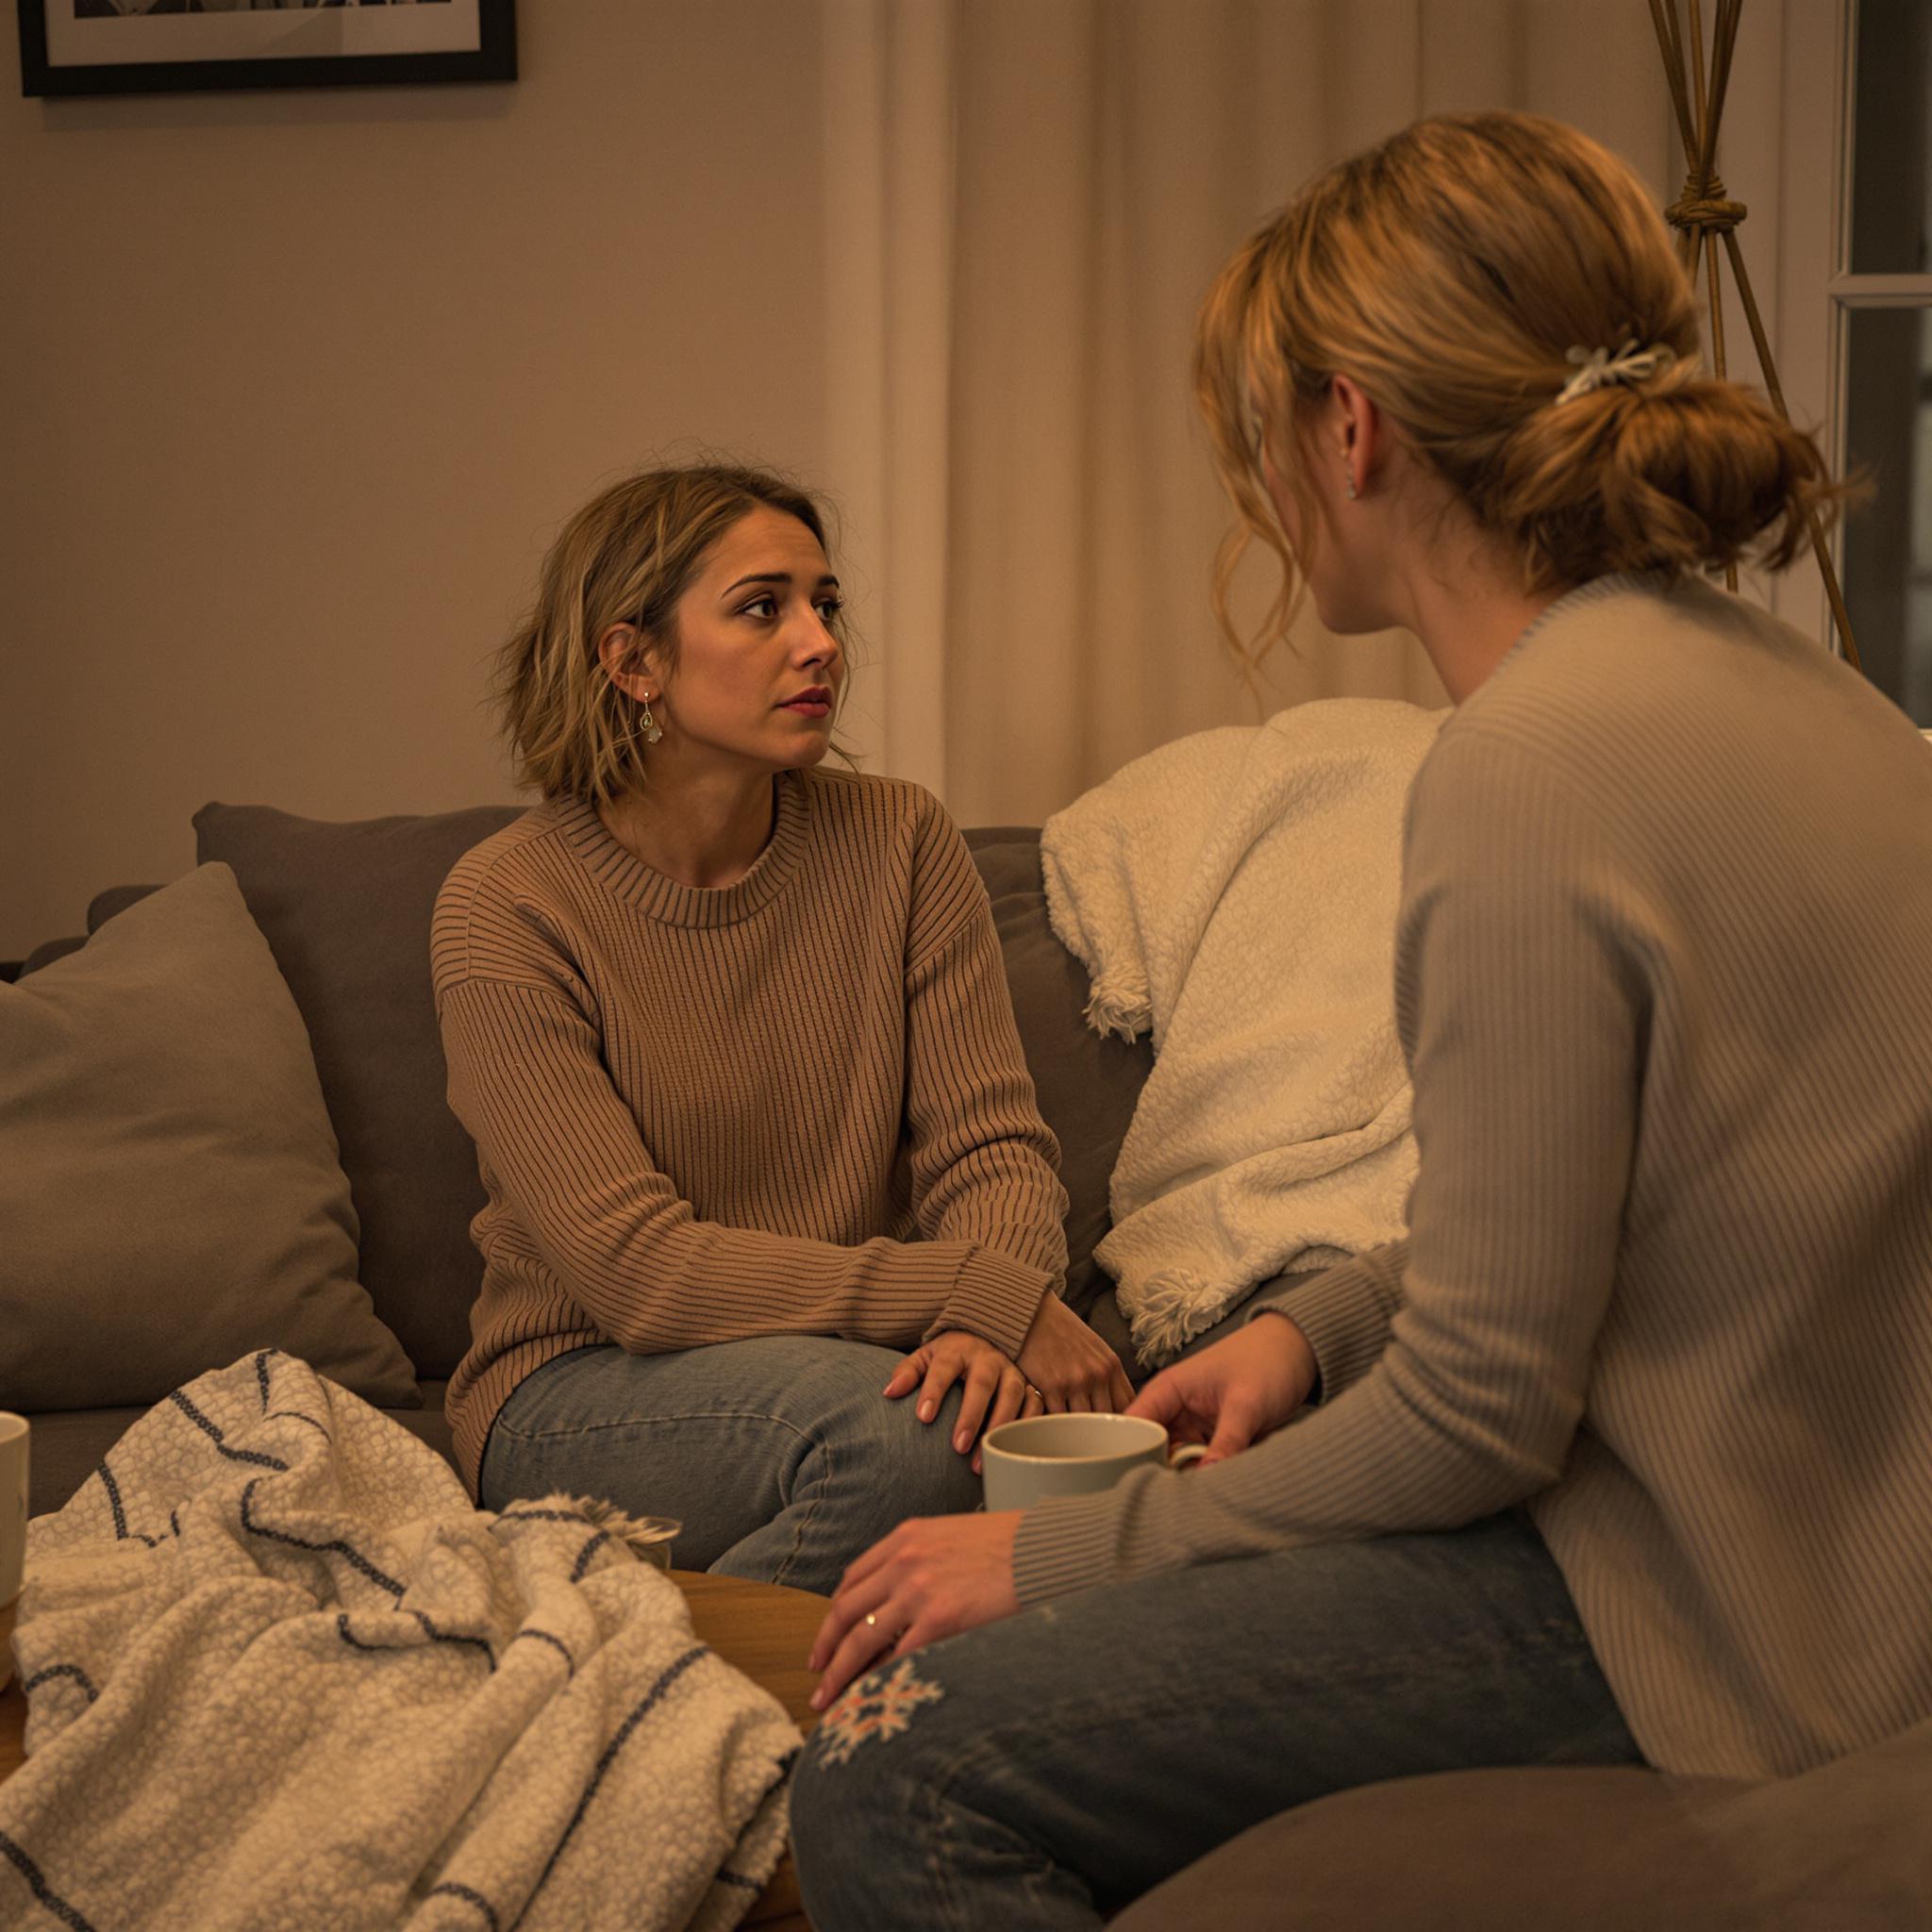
[822,0,1793,824]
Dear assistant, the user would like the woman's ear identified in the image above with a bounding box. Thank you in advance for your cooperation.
[596,622,655,703]
[1327,374,1384,498]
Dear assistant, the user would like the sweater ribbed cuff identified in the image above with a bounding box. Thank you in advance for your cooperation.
[1009,1484,1136,1606]
[929,1250,1054,1359]
[1243,1246,1404,1405]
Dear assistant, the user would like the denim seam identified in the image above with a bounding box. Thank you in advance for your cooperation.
[909,1710,1135,1929]
[768,1424,832,1591]
[492,1408,818,1445]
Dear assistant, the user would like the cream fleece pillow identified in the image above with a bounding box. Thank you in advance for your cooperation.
[0,862,418,1411]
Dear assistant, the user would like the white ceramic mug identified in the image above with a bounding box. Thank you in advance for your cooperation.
[0,1412,27,1691]
[981,1411,1204,1513]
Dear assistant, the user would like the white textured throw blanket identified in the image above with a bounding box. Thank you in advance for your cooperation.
[0,1354,799,1932]
[1042,698,1444,1366]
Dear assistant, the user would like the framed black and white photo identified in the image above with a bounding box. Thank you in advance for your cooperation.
[18,0,517,99]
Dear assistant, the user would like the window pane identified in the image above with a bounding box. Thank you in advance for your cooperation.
[1841,307,1932,724]
[1850,0,1932,275]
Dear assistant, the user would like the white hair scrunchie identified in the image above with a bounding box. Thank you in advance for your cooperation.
[1554,339,1675,406]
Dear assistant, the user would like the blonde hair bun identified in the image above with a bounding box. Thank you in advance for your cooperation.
[1489,361,1838,587]
[1195,111,1853,660]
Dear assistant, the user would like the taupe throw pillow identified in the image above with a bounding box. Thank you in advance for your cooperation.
[0,862,418,1412]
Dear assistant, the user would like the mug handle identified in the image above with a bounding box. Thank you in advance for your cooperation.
[1168,1442,1208,1472]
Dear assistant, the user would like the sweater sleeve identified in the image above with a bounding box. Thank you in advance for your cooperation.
[1011,729,1644,1604]
[440,973,1017,1353]
[900,819,1070,1357]
[1241,1239,1410,1405]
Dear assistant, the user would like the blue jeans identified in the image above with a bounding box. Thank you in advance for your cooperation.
[789,1510,1642,1929]
[477,1337,982,1596]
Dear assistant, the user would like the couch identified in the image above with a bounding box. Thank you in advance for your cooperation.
[4,804,1155,1515]
[6,800,1926,1929]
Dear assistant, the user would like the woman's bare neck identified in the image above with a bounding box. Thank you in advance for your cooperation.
[598,772,778,890]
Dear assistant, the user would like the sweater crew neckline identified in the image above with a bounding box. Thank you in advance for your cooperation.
[1491,570,1668,682]
[552,772,812,927]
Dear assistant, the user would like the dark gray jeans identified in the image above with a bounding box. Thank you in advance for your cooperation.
[789,1510,1641,1930]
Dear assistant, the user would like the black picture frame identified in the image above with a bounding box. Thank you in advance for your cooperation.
[18,1,516,98]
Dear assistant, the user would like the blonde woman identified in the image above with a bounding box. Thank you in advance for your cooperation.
[435,464,1129,1594]
[791,113,1932,1927]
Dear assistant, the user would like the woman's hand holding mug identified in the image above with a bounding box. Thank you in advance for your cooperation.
[1125,1310,1320,1464]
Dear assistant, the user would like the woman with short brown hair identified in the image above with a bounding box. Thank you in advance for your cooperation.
[436,461,1129,1594]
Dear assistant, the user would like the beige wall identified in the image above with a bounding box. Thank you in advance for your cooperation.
[0,2,1831,959]
[0,0,829,957]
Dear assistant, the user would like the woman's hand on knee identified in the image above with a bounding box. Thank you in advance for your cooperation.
[1017,1291,1136,1416]
[808,1511,1022,1709]
[1127,1312,1319,1464]
[885,1332,1041,1471]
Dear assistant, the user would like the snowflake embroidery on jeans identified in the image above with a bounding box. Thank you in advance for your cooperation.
[813,1657,947,1768]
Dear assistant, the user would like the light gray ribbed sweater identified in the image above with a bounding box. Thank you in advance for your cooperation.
[434,770,1069,1494]
[1013,573,1932,1780]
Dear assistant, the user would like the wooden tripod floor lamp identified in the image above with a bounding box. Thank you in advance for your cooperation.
[1646,0,1862,667]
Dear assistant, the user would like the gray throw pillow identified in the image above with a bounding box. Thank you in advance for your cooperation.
[0,862,418,1412]
[194,801,525,1380]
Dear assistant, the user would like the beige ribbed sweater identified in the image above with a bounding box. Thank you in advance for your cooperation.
[1014,574,1932,1780]
[433,770,1069,1493]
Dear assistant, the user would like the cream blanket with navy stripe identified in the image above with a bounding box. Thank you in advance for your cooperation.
[0,1353,799,1931]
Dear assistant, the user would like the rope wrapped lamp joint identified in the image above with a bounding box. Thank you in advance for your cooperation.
[1664,175,1746,238]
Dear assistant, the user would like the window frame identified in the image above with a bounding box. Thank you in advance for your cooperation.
[1776,0,1932,673]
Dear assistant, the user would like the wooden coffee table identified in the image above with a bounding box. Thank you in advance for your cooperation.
[0,1573,823,1930]
[678,1570,823,1930]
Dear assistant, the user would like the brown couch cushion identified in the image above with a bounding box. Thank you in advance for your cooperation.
[0,862,418,1413]
[1111,1729,1932,1931]
[194,801,525,1377]
[964,832,1152,1321]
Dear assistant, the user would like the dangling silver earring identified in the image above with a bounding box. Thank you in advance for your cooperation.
[1342,456,1358,501]
[637,693,663,745]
